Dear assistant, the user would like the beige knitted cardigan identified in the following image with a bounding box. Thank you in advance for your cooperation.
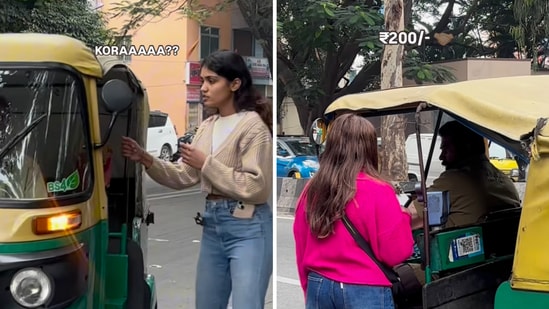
[145,111,272,204]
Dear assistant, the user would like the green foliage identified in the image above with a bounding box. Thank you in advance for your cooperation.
[413,0,518,61]
[278,0,384,103]
[0,0,112,47]
[512,0,549,59]
[403,52,457,84]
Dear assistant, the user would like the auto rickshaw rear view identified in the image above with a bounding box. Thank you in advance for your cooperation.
[310,75,549,309]
[0,33,156,308]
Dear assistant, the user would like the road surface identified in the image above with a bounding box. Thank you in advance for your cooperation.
[144,176,273,309]
[276,215,304,309]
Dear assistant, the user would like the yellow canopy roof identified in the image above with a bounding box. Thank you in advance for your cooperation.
[326,75,549,142]
[512,119,549,292]
[0,33,102,78]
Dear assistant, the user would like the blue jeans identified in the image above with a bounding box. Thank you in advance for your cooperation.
[195,199,273,309]
[306,272,395,309]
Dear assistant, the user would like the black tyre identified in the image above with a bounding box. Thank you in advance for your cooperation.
[159,144,172,161]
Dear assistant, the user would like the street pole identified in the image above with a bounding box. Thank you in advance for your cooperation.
[379,0,408,182]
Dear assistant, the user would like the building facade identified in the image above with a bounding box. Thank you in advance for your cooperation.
[96,0,272,133]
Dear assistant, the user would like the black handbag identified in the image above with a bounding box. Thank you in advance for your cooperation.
[342,214,421,306]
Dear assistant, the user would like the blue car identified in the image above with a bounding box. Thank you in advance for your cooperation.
[277,137,319,178]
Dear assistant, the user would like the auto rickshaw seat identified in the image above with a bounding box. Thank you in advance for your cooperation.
[479,207,521,258]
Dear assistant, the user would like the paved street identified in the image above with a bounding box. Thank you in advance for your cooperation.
[144,176,273,309]
[276,215,304,309]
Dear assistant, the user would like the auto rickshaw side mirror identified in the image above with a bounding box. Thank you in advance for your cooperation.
[309,118,327,146]
[95,79,134,149]
[101,79,134,113]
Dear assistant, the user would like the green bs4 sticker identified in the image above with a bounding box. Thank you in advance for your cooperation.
[47,170,80,193]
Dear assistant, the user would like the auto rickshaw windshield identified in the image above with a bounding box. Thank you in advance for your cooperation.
[0,68,93,200]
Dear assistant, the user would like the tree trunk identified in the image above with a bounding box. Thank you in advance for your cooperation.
[379,0,408,181]
[295,97,314,134]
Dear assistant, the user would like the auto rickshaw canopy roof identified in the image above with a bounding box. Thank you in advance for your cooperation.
[325,75,549,143]
[0,33,102,78]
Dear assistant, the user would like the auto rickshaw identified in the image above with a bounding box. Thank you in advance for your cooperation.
[0,33,157,308]
[310,75,549,308]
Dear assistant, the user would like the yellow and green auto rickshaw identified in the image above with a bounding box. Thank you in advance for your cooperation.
[0,33,156,308]
[310,75,549,309]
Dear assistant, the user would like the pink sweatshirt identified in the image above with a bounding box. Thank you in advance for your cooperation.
[293,173,414,294]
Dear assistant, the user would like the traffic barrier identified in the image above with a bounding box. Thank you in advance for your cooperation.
[277,177,309,216]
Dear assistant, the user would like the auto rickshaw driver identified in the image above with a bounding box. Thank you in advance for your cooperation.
[405,121,521,230]
[401,121,521,288]
[0,95,48,199]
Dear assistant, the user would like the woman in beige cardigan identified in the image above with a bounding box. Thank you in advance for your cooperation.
[121,50,273,309]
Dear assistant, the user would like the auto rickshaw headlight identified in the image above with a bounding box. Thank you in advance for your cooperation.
[10,268,52,308]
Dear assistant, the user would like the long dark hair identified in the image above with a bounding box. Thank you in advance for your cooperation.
[306,114,383,238]
[201,50,272,133]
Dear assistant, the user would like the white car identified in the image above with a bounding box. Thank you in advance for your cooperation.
[147,111,178,161]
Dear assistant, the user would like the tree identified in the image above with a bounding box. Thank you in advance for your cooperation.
[277,0,455,133]
[277,0,385,132]
[0,0,112,47]
[111,0,273,74]
[379,0,407,181]
[512,0,549,68]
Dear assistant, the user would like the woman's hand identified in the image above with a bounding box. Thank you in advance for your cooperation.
[180,143,207,170]
[122,136,152,168]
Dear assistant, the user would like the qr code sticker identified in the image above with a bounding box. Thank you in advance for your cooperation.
[456,234,481,256]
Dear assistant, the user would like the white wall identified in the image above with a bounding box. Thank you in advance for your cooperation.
[278,97,304,136]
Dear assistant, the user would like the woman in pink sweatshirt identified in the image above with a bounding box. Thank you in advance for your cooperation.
[293,113,415,309]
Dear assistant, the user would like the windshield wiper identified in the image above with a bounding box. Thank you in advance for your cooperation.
[0,114,47,159]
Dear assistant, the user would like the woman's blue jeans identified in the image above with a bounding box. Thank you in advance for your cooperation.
[306,272,395,309]
[195,199,273,309]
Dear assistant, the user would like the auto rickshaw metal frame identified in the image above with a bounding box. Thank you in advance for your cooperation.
[312,75,549,308]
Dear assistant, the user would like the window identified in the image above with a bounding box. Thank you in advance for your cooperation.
[254,38,264,58]
[148,114,167,128]
[200,26,220,59]
[277,143,288,156]
[233,29,253,56]
[0,69,92,200]
[116,36,132,62]
[187,103,201,130]
[285,140,317,156]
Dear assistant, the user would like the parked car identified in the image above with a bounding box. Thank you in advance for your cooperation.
[488,142,520,182]
[147,110,178,161]
[277,136,319,178]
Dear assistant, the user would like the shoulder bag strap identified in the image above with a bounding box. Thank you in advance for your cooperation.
[342,205,399,282]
